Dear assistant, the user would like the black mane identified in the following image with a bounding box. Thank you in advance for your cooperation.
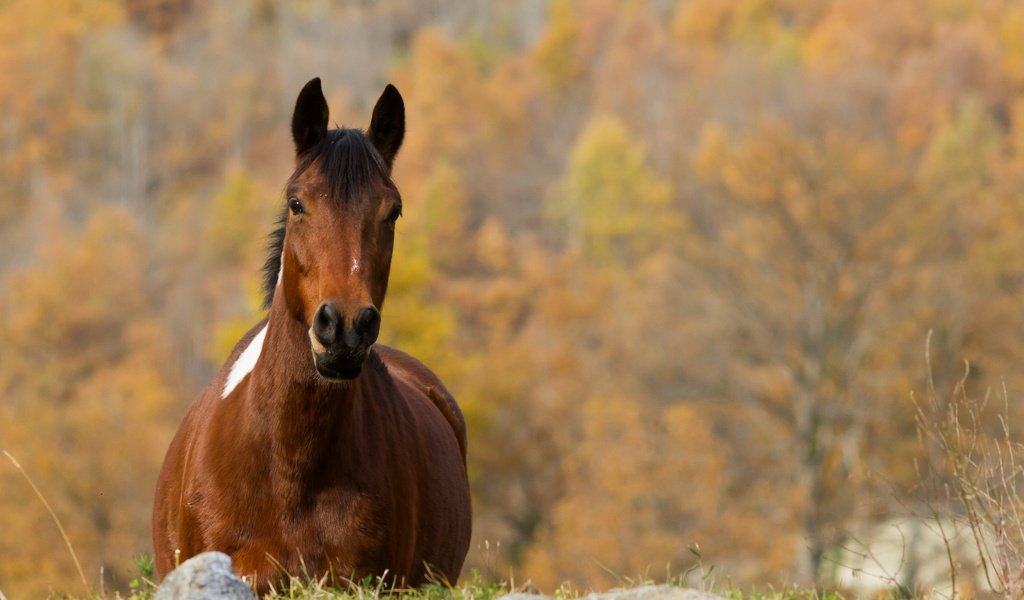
[261,128,391,308]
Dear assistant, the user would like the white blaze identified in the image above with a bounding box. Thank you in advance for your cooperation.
[221,323,268,399]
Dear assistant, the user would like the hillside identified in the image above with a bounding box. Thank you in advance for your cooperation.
[3,0,1024,597]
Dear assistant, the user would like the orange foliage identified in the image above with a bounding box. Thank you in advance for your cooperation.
[4,0,1024,595]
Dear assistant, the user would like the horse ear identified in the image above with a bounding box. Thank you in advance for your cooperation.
[292,77,329,156]
[367,84,405,169]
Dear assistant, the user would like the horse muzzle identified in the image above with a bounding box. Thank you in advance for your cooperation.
[308,301,381,380]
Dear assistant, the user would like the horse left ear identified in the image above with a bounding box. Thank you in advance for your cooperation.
[367,84,405,169]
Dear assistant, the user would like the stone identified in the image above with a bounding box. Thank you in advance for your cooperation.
[498,585,722,600]
[584,585,723,600]
[154,551,256,600]
[498,594,548,600]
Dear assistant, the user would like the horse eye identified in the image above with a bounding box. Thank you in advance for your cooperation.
[288,197,304,215]
[386,205,402,224]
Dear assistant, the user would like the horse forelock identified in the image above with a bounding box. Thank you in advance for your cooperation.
[261,128,392,309]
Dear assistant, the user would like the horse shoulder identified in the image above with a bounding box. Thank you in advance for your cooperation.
[373,344,467,462]
[174,318,270,468]
[153,319,270,574]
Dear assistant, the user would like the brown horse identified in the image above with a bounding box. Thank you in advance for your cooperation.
[152,78,471,592]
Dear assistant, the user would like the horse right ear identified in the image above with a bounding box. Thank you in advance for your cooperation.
[292,78,329,156]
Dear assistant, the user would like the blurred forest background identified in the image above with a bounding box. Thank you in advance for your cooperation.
[3,0,1024,596]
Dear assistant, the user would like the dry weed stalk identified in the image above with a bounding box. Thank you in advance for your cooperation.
[915,333,1024,598]
[1,449,89,593]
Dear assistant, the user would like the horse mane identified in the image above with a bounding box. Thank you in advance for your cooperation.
[261,128,392,308]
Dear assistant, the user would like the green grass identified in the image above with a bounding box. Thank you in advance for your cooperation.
[33,538,867,600]
[52,553,864,600]
[75,557,863,600]
[105,571,510,600]
[107,578,856,600]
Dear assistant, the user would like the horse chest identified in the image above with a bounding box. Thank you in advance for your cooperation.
[210,480,391,583]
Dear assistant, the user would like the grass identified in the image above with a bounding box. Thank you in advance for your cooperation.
[59,548,860,600]
[913,333,1024,598]
[105,570,858,600]
[2,450,89,592]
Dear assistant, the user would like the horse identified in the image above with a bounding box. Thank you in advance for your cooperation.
[152,78,472,593]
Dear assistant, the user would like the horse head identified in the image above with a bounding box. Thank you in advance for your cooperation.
[270,78,405,380]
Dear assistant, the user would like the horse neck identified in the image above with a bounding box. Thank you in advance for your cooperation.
[247,294,357,481]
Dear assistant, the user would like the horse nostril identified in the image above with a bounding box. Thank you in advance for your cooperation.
[312,302,342,348]
[354,306,381,345]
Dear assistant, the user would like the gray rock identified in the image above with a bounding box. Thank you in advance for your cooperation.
[498,585,722,600]
[585,586,723,600]
[498,594,548,600]
[154,551,256,600]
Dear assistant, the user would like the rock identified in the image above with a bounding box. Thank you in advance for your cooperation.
[585,586,723,600]
[583,585,722,600]
[154,551,256,600]
[499,594,548,600]
[498,585,722,600]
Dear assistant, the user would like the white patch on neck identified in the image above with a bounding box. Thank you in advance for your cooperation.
[350,257,360,274]
[277,260,284,287]
[222,323,268,399]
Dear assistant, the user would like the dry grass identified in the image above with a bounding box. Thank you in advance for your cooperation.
[914,332,1024,598]
[2,449,89,593]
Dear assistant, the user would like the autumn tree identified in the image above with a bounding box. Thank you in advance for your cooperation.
[0,207,181,597]
[454,112,720,588]
[689,118,956,581]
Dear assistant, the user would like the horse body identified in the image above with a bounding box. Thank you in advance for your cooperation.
[152,79,471,591]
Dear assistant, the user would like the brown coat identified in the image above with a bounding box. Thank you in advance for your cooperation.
[152,312,471,591]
